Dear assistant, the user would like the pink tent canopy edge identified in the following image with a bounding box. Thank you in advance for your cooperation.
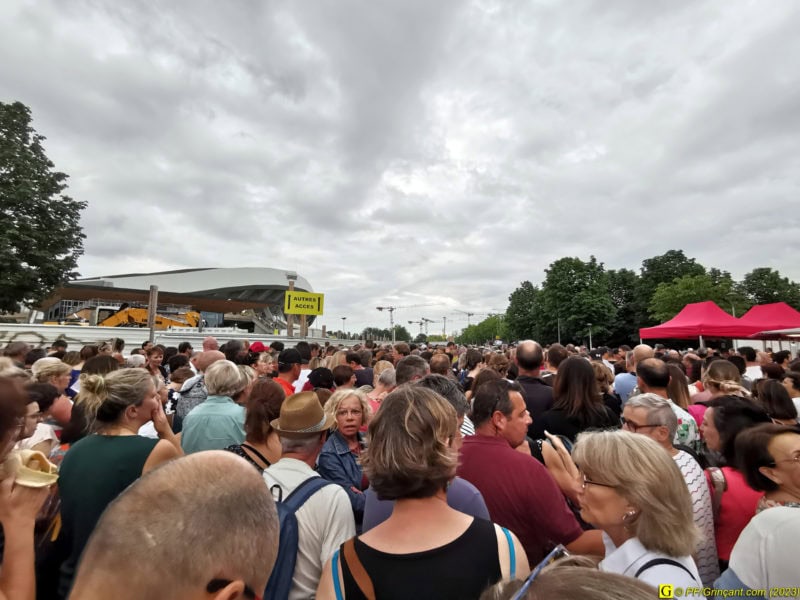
[639,301,758,340]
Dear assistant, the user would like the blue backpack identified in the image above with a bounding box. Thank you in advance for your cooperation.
[263,476,334,600]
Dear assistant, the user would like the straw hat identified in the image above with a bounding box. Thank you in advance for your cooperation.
[270,391,334,438]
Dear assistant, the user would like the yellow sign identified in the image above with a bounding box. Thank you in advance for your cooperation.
[284,291,324,315]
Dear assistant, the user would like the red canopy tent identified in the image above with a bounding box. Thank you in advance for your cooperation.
[639,301,754,340]
[739,302,800,339]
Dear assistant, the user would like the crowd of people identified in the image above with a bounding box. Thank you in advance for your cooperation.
[0,335,799,599]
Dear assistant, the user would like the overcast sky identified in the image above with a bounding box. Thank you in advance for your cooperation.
[2,1,799,335]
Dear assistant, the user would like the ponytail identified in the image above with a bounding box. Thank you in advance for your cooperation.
[76,370,153,432]
[78,374,109,429]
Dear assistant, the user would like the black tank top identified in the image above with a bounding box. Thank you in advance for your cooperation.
[340,517,502,600]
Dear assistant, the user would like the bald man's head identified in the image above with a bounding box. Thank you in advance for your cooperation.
[195,350,225,373]
[632,344,654,366]
[515,340,544,372]
[69,451,279,600]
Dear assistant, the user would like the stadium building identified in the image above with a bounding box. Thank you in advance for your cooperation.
[40,267,315,333]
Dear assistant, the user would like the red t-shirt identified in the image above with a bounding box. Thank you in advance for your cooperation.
[705,466,762,561]
[457,435,583,564]
[275,377,296,398]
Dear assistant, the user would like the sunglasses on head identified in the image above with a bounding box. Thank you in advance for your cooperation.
[510,544,570,600]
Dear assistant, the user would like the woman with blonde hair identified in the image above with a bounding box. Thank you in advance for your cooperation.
[318,388,372,530]
[571,429,701,587]
[689,359,748,427]
[317,385,527,599]
[58,368,182,596]
[30,357,74,425]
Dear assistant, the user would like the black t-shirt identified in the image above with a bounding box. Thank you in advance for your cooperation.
[340,518,502,600]
[516,375,554,437]
[530,405,619,442]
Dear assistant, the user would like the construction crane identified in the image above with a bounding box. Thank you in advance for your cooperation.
[408,320,423,335]
[454,310,486,326]
[420,317,439,335]
[376,303,433,343]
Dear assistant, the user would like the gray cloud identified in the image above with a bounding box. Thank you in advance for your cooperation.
[2,0,799,334]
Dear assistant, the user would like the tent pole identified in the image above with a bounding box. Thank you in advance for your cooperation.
[699,335,705,349]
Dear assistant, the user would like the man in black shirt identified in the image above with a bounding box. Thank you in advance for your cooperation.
[514,340,554,438]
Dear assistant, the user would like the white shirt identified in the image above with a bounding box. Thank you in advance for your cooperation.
[294,369,311,394]
[600,533,701,588]
[673,450,719,585]
[263,458,355,600]
[745,365,762,381]
[16,422,59,453]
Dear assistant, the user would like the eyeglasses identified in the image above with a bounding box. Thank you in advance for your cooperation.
[336,409,363,418]
[206,578,260,600]
[510,544,570,600]
[769,454,800,467]
[620,418,663,433]
[581,473,616,490]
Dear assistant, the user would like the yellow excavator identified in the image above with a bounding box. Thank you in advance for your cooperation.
[98,306,201,330]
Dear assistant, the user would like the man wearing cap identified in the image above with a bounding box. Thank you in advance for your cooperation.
[263,392,355,600]
[275,348,303,397]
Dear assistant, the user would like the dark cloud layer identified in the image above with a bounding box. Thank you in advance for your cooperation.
[2,0,799,333]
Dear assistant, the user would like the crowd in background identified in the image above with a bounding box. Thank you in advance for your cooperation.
[0,334,798,599]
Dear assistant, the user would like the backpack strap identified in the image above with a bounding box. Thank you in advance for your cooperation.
[282,476,333,512]
[342,538,375,600]
[332,549,345,600]
[635,558,697,583]
[707,467,727,523]
[501,527,515,579]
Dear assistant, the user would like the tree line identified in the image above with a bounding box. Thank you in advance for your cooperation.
[458,251,800,347]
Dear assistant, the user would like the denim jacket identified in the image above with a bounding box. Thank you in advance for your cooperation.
[317,430,366,526]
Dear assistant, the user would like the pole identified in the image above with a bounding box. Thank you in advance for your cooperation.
[286,278,296,338]
[588,323,592,350]
[557,310,561,345]
[147,285,158,343]
[390,308,396,344]
[341,317,346,338]
[699,335,705,350]
[730,303,738,351]
[443,316,447,338]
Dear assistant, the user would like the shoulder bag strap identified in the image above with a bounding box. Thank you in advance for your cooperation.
[342,537,375,600]
[241,443,271,468]
[635,558,697,583]
[332,549,345,600]
[501,527,516,579]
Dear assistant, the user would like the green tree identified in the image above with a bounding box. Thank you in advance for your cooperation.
[504,281,541,341]
[362,326,390,340]
[606,268,640,346]
[648,271,749,322]
[537,256,616,345]
[739,268,800,309]
[392,325,412,342]
[635,250,706,328]
[456,315,507,345]
[0,101,87,312]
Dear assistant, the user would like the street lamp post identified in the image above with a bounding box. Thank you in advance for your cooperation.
[341,317,347,339]
[588,323,593,349]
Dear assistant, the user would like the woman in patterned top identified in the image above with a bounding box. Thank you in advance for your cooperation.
[736,423,800,513]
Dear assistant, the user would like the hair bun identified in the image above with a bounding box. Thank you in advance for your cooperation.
[82,374,107,396]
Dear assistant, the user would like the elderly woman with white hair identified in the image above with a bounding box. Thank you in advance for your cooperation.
[622,393,719,585]
[180,361,255,454]
[571,430,701,588]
